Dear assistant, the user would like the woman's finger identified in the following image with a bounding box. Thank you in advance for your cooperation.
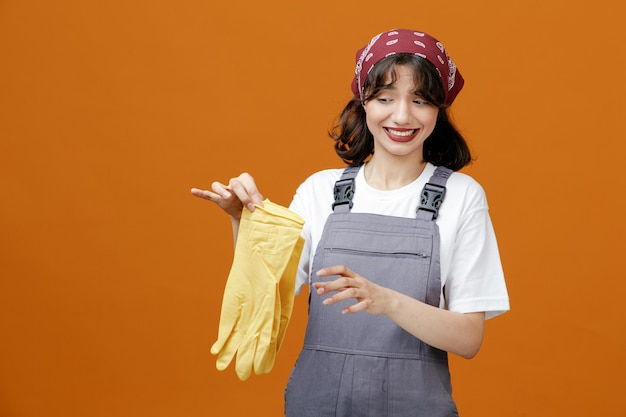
[211,181,233,199]
[191,173,265,220]
[316,265,355,278]
[322,285,361,303]
[343,300,369,314]
[315,276,354,294]
[229,173,264,211]
[190,188,219,201]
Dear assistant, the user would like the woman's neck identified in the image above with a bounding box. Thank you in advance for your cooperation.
[363,155,427,191]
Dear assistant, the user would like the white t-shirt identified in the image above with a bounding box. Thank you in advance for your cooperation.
[289,163,510,320]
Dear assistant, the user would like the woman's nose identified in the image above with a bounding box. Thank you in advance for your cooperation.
[391,100,411,125]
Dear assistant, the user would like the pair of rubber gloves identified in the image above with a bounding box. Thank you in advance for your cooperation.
[210,199,305,381]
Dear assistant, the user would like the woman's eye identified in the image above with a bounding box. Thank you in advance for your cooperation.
[377,97,391,103]
[414,99,429,105]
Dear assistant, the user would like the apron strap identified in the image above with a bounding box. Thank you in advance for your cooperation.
[332,165,360,213]
[332,165,453,219]
[416,166,453,220]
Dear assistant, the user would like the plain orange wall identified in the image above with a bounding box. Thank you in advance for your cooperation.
[1,0,625,416]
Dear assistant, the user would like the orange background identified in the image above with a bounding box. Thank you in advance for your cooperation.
[1,0,625,416]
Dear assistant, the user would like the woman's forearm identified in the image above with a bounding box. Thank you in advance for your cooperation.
[385,291,485,359]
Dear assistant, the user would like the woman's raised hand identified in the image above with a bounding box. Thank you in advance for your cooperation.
[313,265,393,316]
[191,172,264,220]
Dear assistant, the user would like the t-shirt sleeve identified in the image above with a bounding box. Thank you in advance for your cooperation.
[444,182,510,320]
[289,181,313,296]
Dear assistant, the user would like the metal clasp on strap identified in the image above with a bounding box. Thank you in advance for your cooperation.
[332,178,355,210]
[418,182,446,219]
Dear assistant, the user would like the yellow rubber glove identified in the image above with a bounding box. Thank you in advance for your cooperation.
[238,203,304,378]
[254,235,304,375]
[276,235,304,352]
[210,199,304,381]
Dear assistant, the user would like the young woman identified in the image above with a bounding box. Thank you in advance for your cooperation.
[192,29,509,416]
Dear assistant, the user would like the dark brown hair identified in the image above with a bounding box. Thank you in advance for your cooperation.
[330,53,472,171]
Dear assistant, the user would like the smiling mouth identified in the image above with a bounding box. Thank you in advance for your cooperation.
[385,128,419,137]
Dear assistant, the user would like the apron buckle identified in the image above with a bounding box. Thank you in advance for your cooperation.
[332,178,355,210]
[418,182,446,219]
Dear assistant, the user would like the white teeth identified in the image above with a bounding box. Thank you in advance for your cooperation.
[386,128,416,137]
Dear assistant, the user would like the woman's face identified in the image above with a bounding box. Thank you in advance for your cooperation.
[363,65,438,162]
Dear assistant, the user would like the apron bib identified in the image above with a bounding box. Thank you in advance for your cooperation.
[285,166,458,417]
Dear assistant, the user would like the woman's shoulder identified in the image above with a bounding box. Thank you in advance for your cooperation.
[425,163,483,193]
[446,168,489,208]
[291,168,347,219]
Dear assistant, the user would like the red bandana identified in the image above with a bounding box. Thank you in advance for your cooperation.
[350,29,464,106]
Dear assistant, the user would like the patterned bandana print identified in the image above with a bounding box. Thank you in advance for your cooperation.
[350,29,464,106]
